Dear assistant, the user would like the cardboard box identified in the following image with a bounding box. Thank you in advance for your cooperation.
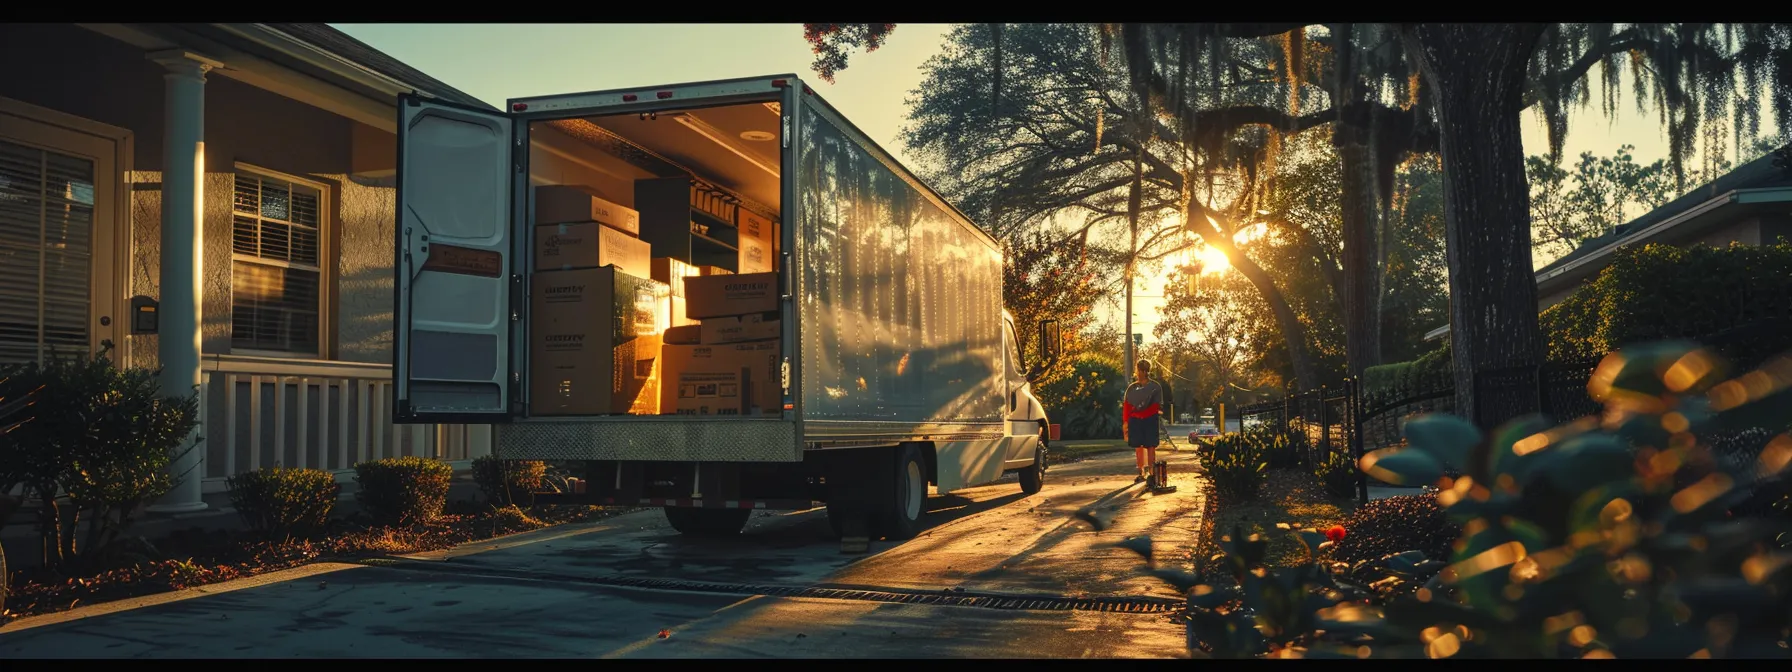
[672,370,747,416]
[695,265,732,276]
[652,257,696,296]
[737,210,776,274]
[700,313,780,344]
[684,272,778,319]
[535,185,640,236]
[535,222,651,278]
[660,339,781,415]
[529,267,669,416]
[665,324,701,345]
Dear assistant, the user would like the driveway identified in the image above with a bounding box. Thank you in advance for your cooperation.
[0,447,1206,659]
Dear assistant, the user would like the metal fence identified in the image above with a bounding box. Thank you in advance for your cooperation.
[1235,379,1368,503]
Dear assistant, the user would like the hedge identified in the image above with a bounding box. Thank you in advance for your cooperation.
[1541,242,1792,361]
[1362,341,1452,407]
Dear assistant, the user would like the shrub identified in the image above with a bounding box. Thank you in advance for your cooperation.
[1541,242,1792,362]
[1362,341,1454,408]
[1312,449,1359,499]
[1242,425,1300,469]
[1037,356,1125,439]
[1206,435,1268,501]
[472,456,547,508]
[1326,494,1457,567]
[353,456,454,526]
[226,467,340,538]
[0,343,200,571]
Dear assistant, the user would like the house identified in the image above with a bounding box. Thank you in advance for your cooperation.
[1424,145,1792,342]
[0,23,496,512]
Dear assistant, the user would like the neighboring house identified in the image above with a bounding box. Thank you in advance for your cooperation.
[1425,145,1792,343]
[0,23,495,511]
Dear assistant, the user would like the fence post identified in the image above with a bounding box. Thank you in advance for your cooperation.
[1351,377,1368,505]
[1319,385,1330,470]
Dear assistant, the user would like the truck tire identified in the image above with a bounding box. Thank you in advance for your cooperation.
[663,507,752,537]
[1018,441,1046,495]
[876,444,929,540]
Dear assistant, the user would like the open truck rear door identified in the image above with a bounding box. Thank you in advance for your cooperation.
[393,95,518,423]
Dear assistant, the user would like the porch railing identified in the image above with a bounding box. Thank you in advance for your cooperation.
[198,354,489,489]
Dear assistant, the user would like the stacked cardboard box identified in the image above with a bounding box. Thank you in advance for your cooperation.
[736,209,776,274]
[529,185,665,416]
[651,257,732,328]
[662,271,782,415]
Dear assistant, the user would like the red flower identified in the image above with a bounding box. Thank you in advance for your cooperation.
[1325,525,1347,542]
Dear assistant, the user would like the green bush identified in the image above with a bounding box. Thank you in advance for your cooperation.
[1312,449,1359,499]
[1241,425,1300,469]
[1327,494,1458,568]
[1363,341,1453,407]
[472,456,547,508]
[1206,435,1268,501]
[0,343,200,571]
[353,456,454,526]
[1541,242,1792,361]
[1037,355,1125,440]
[226,467,340,538]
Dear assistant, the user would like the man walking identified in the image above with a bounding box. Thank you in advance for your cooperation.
[1122,359,1163,484]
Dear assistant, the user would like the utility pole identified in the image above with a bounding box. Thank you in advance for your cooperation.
[1124,145,1143,385]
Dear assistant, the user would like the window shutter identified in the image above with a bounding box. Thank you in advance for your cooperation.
[0,139,94,365]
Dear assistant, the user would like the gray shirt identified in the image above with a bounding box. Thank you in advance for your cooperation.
[1124,380,1162,413]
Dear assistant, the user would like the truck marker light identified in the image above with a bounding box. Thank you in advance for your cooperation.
[622,94,638,102]
[657,91,674,99]
[512,103,528,111]
[771,79,788,88]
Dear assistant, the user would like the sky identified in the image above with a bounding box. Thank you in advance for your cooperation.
[335,24,1755,345]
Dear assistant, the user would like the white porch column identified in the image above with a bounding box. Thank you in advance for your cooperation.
[147,50,223,514]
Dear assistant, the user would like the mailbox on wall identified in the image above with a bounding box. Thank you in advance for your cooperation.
[130,295,158,335]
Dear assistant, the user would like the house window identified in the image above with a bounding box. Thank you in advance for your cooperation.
[231,168,324,355]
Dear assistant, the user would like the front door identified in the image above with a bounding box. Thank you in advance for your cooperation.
[0,102,122,366]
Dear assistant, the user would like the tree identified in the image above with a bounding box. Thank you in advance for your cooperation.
[1003,229,1106,387]
[802,24,898,83]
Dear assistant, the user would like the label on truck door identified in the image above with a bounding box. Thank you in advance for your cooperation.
[393,95,516,422]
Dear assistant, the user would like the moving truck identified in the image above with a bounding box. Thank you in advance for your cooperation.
[393,74,1061,539]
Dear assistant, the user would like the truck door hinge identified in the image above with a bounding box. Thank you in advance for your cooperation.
[781,116,790,148]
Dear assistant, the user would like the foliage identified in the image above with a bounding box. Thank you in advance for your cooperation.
[1241,424,1300,470]
[1541,243,1792,362]
[471,456,546,508]
[226,467,340,539]
[1362,341,1453,408]
[0,343,199,571]
[1005,229,1106,387]
[353,456,454,527]
[1035,355,1126,440]
[1327,494,1459,569]
[1527,145,1675,261]
[800,24,897,83]
[1313,449,1360,500]
[1207,435,1269,501]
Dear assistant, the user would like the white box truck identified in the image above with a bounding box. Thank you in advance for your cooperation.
[393,74,1060,539]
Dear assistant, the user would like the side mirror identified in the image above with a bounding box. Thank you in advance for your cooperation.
[1038,319,1061,361]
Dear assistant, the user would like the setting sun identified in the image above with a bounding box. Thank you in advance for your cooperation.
[1194,245,1231,274]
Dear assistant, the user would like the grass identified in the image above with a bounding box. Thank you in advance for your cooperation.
[1199,468,1360,572]
[1048,440,1132,466]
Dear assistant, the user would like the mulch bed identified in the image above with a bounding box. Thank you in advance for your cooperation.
[1194,468,1360,577]
[2,502,637,624]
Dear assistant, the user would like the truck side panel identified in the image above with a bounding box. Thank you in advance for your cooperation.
[792,100,1006,430]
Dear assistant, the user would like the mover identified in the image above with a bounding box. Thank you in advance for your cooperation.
[393,74,1060,539]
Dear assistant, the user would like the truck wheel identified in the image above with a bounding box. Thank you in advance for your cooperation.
[876,444,928,540]
[1018,442,1046,495]
[663,507,752,537]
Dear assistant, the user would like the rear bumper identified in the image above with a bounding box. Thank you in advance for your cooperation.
[497,419,800,462]
[534,491,814,510]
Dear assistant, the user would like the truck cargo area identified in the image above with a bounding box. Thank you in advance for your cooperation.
[525,100,785,420]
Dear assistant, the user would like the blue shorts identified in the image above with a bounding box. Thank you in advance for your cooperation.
[1127,416,1160,448]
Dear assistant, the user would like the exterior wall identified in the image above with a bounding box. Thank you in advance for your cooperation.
[1693,217,1761,249]
[2,24,479,482]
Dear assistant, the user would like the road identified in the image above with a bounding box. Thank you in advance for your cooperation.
[0,446,1206,659]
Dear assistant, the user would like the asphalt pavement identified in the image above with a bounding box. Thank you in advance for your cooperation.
[0,445,1207,659]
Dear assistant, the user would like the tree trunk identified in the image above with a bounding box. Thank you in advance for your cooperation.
[1336,140,1385,380]
[1404,24,1548,431]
